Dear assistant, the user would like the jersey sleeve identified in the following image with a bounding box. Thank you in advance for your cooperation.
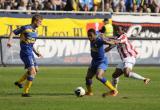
[96,37,104,46]
[13,26,25,35]
[118,34,127,43]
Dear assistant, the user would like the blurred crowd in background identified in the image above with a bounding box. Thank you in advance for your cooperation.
[0,0,160,13]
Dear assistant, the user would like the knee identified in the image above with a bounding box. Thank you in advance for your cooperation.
[35,66,39,73]
[124,69,130,77]
[112,72,117,78]
[27,68,37,81]
[27,74,35,81]
[124,73,129,77]
[29,68,37,75]
[96,74,102,80]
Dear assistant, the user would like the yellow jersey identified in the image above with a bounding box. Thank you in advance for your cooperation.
[104,24,113,37]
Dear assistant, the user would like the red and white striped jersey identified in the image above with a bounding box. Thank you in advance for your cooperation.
[116,33,138,60]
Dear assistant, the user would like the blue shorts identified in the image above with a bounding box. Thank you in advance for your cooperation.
[20,55,37,69]
[90,58,108,72]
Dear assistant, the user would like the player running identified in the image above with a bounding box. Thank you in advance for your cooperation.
[105,26,150,90]
[7,14,43,97]
[85,28,118,97]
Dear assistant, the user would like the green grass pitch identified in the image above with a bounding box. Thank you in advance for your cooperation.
[0,66,160,110]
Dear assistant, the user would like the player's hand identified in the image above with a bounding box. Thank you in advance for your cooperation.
[7,41,12,48]
[113,39,120,44]
[37,53,43,58]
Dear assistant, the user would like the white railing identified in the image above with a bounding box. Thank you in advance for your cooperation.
[0,9,110,14]
[0,9,160,16]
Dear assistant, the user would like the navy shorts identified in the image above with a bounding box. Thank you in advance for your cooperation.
[20,55,37,69]
[90,58,108,73]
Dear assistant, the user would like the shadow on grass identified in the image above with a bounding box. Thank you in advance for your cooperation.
[5,92,74,96]
[32,92,74,96]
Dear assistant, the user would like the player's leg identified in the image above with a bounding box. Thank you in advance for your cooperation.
[96,69,115,91]
[22,56,37,97]
[14,56,29,88]
[111,62,124,89]
[96,69,118,97]
[14,71,28,88]
[33,56,39,73]
[85,67,95,96]
[123,57,150,84]
[124,67,150,84]
[112,68,123,89]
[95,60,118,96]
[22,67,37,97]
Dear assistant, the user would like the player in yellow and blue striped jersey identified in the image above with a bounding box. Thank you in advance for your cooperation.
[7,14,43,97]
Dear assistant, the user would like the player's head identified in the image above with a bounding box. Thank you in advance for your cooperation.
[87,28,96,42]
[103,18,109,25]
[114,26,126,36]
[31,14,43,28]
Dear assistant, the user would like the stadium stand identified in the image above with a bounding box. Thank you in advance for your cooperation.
[0,0,160,13]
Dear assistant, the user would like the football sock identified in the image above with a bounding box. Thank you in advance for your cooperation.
[129,72,145,80]
[86,79,92,93]
[23,75,34,94]
[105,80,116,91]
[112,77,119,88]
[24,81,32,94]
[86,85,92,93]
[100,77,116,91]
[18,72,28,84]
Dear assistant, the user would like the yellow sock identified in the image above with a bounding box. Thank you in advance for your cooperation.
[23,81,32,94]
[105,80,116,91]
[18,73,28,84]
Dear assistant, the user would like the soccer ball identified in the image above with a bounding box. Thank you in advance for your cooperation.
[74,87,86,97]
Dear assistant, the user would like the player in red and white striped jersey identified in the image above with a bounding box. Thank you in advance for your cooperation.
[116,33,138,60]
[105,26,150,90]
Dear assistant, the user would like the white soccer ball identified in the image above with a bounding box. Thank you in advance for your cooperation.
[74,87,86,97]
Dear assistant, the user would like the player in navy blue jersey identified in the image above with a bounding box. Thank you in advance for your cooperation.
[7,14,43,97]
[85,28,118,97]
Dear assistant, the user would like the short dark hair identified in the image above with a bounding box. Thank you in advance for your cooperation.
[103,18,108,22]
[113,26,127,35]
[99,26,106,33]
[31,14,43,23]
[87,28,96,35]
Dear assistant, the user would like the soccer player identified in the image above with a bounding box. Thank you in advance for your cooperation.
[7,14,43,97]
[105,26,150,89]
[85,28,118,97]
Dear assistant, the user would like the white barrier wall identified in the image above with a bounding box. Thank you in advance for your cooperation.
[1,38,160,66]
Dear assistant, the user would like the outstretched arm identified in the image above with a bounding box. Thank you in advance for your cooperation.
[105,44,116,53]
[103,37,120,45]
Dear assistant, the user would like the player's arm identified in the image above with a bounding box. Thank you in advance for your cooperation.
[117,34,127,44]
[7,26,25,48]
[102,37,120,45]
[105,44,116,52]
[33,47,42,58]
[7,32,16,48]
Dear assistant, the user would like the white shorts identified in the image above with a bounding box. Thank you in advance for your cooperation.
[117,57,136,70]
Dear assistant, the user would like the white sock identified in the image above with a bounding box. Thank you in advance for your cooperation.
[129,72,145,80]
[112,77,119,88]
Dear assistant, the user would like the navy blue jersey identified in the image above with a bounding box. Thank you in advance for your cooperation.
[90,36,108,70]
[90,36,107,62]
[13,25,38,56]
